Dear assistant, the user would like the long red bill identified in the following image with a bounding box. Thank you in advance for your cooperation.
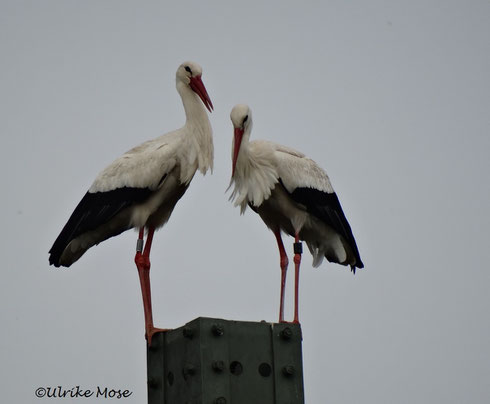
[232,127,244,177]
[189,75,214,112]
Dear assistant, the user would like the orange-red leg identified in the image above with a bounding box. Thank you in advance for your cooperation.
[293,233,302,324]
[274,230,289,323]
[134,227,167,346]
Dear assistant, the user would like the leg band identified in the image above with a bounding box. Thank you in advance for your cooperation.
[136,238,144,253]
[294,242,303,254]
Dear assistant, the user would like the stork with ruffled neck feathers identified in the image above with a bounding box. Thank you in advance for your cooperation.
[229,104,363,323]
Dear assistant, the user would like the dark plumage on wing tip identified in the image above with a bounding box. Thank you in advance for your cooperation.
[48,187,152,269]
[49,259,59,268]
[350,260,365,274]
[48,253,64,268]
[49,245,63,267]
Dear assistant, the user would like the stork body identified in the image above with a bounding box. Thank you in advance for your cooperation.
[49,61,214,344]
[229,104,363,323]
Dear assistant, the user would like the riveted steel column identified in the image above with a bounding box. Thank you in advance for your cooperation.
[271,323,304,403]
[147,331,165,404]
[147,317,305,404]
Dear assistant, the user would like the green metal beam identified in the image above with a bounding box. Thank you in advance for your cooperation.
[147,317,304,404]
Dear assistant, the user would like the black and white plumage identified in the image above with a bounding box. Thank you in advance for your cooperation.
[228,104,363,323]
[49,61,213,267]
[48,61,213,344]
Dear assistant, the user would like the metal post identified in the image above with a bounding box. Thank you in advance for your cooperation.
[147,317,304,404]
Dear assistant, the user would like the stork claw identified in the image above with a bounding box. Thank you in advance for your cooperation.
[146,326,170,347]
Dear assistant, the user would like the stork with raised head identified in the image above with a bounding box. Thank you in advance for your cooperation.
[49,61,214,344]
[229,104,363,323]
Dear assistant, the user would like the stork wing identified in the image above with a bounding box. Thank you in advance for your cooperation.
[89,133,179,193]
[273,144,334,194]
[48,187,152,266]
[274,146,363,268]
[287,186,363,269]
[49,135,179,267]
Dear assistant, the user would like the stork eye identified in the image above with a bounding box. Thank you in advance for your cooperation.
[243,115,248,123]
[184,66,192,74]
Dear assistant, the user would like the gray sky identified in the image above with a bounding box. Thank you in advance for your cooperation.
[1,1,489,403]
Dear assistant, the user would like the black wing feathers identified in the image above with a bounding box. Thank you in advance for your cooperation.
[49,187,152,266]
[288,186,364,269]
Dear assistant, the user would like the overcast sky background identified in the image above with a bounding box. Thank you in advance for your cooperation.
[1,1,489,403]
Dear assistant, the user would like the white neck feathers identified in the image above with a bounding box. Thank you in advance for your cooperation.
[228,139,278,214]
[177,81,214,183]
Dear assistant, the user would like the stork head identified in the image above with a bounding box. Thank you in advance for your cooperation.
[230,104,253,177]
[176,61,214,112]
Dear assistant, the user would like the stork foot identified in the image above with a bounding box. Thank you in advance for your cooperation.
[146,326,170,347]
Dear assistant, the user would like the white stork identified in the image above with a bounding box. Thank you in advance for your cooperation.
[49,61,214,344]
[228,104,363,323]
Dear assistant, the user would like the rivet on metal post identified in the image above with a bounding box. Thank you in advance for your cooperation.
[258,362,272,377]
[282,365,295,377]
[167,372,174,386]
[229,361,243,375]
[212,360,225,372]
[212,323,224,336]
[183,364,196,380]
[280,327,293,340]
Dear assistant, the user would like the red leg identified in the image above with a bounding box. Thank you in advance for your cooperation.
[142,226,154,257]
[134,227,167,346]
[293,233,302,324]
[274,230,289,323]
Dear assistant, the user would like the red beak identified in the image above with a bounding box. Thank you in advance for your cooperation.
[232,127,244,177]
[189,75,214,112]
